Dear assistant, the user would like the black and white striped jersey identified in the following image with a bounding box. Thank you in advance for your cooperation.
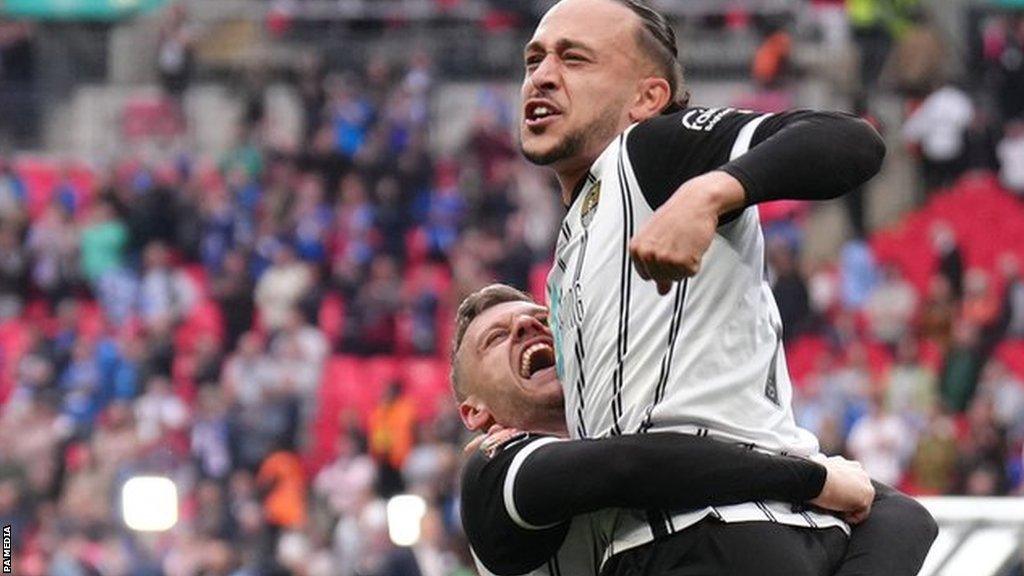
[545,107,849,546]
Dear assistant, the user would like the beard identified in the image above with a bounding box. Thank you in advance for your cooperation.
[519,106,623,167]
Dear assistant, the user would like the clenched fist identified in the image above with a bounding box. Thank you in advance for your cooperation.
[629,171,746,294]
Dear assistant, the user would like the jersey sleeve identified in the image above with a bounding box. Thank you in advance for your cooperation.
[460,435,572,576]
[627,107,765,210]
[510,432,826,528]
[626,107,886,212]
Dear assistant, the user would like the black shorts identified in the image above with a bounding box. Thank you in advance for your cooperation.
[601,517,849,576]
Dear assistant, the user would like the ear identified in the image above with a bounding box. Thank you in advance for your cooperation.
[459,397,496,432]
[629,77,672,123]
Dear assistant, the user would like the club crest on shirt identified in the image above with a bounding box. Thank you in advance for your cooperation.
[580,180,601,228]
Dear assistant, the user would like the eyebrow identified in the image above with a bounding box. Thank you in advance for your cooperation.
[473,307,549,353]
[524,38,598,59]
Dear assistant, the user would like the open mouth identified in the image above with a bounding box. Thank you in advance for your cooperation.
[519,340,556,379]
[524,100,562,128]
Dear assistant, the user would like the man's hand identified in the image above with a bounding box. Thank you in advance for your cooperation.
[463,425,523,458]
[628,171,745,295]
[808,455,875,524]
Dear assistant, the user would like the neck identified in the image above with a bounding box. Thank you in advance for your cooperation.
[530,419,570,438]
[556,165,591,207]
[522,407,570,438]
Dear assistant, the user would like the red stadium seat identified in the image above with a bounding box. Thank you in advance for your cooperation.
[996,340,1024,381]
[784,335,830,387]
[401,357,451,422]
[318,294,346,345]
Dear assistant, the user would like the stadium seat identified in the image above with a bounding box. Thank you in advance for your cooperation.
[996,340,1024,381]
[401,357,451,422]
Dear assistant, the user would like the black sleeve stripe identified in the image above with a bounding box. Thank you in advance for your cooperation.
[610,136,635,437]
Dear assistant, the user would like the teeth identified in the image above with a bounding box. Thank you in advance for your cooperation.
[520,342,553,378]
[535,106,550,117]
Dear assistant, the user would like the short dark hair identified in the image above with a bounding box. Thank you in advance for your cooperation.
[450,284,535,401]
[611,0,690,112]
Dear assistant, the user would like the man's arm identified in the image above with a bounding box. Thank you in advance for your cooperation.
[625,108,885,292]
[507,432,867,529]
[718,110,885,208]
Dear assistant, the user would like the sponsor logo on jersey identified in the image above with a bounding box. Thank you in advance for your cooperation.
[580,180,601,228]
[681,107,736,132]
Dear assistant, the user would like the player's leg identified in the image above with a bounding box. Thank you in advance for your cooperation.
[600,517,846,576]
[833,481,938,576]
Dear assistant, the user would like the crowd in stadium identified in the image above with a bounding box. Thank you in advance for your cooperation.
[0,1,1024,575]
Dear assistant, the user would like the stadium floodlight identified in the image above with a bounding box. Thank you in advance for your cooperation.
[121,476,178,532]
[386,494,427,547]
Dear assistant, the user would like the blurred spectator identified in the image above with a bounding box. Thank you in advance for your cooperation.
[257,448,308,531]
[79,200,128,286]
[192,387,232,481]
[26,204,79,305]
[92,401,140,473]
[839,238,878,310]
[368,381,416,497]
[768,239,812,341]
[138,241,197,329]
[0,222,28,320]
[909,409,958,494]
[902,83,974,191]
[157,3,195,104]
[847,390,914,486]
[59,338,103,431]
[752,26,793,90]
[955,396,1010,495]
[404,266,442,355]
[255,245,312,332]
[940,321,985,413]
[0,157,26,227]
[342,255,401,355]
[222,332,277,408]
[920,275,956,348]
[880,9,946,101]
[884,336,936,431]
[999,254,1024,338]
[997,119,1024,196]
[962,268,1000,329]
[865,263,918,347]
[847,0,895,87]
[992,16,1024,121]
[931,222,964,300]
[980,360,1024,444]
[315,428,376,520]
[212,249,255,349]
[134,376,188,445]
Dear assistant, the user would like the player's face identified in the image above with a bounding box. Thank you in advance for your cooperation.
[456,301,564,432]
[520,0,646,171]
